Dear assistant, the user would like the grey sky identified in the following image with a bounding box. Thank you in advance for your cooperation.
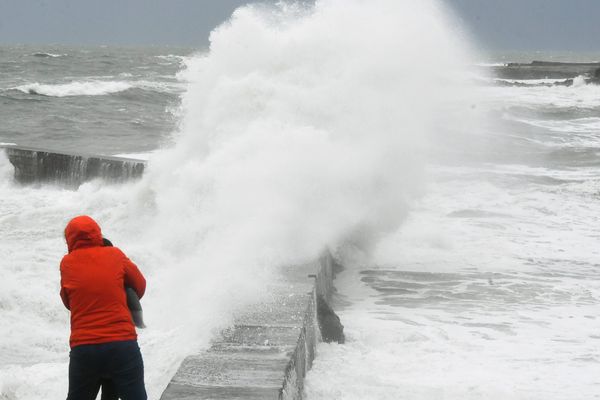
[0,0,260,47]
[0,0,599,51]
[449,0,600,51]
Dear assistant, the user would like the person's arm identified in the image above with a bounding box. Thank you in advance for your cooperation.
[121,251,146,299]
[59,260,70,310]
[59,287,70,310]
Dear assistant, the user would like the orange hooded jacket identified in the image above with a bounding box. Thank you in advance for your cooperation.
[60,216,146,348]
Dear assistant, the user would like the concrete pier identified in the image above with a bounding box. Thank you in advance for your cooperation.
[1,145,145,187]
[160,252,338,400]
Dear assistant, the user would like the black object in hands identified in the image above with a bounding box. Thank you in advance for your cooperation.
[126,287,146,329]
[103,237,146,329]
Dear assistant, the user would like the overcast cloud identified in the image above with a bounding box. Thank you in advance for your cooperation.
[0,0,599,50]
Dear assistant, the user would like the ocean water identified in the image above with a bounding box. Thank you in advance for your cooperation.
[0,45,189,155]
[1,1,600,399]
[303,25,600,400]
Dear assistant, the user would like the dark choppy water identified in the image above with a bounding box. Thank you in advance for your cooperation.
[0,45,192,155]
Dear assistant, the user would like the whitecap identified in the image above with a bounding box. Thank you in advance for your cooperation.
[476,62,507,67]
[30,52,66,58]
[14,81,132,97]
[112,152,153,161]
[572,74,588,87]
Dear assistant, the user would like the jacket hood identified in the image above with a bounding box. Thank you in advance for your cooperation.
[65,215,103,253]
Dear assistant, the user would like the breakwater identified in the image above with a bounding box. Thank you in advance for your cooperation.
[1,145,145,188]
[160,252,342,400]
[493,61,600,80]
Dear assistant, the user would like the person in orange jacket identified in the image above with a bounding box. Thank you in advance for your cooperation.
[60,215,147,400]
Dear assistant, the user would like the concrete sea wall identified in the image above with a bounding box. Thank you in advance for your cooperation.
[1,145,145,188]
[160,252,339,400]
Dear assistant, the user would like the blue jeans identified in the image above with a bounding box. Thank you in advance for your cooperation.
[67,340,147,400]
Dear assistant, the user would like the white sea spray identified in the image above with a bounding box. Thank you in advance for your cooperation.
[0,0,484,398]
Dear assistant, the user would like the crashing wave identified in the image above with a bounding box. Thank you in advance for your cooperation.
[494,78,567,86]
[14,81,133,97]
[12,79,183,97]
[494,74,598,88]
